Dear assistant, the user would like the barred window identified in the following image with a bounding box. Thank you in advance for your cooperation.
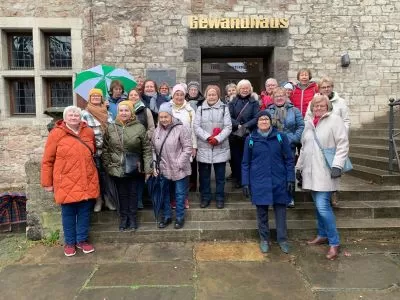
[10,79,36,115]
[45,33,72,69]
[47,79,73,107]
[8,33,34,69]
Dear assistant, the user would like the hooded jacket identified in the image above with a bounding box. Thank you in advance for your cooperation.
[194,99,232,164]
[41,120,99,204]
[152,118,192,181]
[296,113,349,191]
[229,94,260,132]
[241,128,295,206]
[304,91,351,134]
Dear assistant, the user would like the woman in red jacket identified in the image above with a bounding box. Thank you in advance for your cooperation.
[290,68,318,117]
[41,106,99,257]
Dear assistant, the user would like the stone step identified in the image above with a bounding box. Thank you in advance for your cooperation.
[349,153,399,172]
[350,136,393,147]
[350,144,398,157]
[91,200,400,224]
[350,129,390,137]
[89,218,400,243]
[350,164,400,185]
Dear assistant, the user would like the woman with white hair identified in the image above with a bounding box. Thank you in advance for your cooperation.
[228,79,260,188]
[41,105,99,257]
[296,94,349,260]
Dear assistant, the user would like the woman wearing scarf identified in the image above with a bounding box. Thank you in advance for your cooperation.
[81,88,116,212]
[159,82,172,101]
[170,84,196,209]
[296,94,349,260]
[290,68,318,117]
[266,87,304,208]
[141,79,169,123]
[242,111,295,254]
[128,88,155,209]
[102,101,152,231]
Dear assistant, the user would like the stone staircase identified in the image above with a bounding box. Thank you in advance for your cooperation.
[90,115,400,244]
[349,116,400,185]
[90,175,400,243]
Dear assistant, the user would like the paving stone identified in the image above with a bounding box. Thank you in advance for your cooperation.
[87,262,195,286]
[136,242,194,262]
[196,261,313,300]
[195,242,264,262]
[77,286,195,300]
[296,247,400,289]
[0,264,94,300]
[315,289,400,300]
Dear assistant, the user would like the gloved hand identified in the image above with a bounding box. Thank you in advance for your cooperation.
[295,170,302,182]
[331,167,342,178]
[207,137,219,146]
[242,185,250,198]
[287,181,295,196]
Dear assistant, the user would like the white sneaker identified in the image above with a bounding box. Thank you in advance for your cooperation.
[94,198,102,212]
[104,195,116,211]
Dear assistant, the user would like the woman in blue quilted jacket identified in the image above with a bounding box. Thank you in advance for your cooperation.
[241,111,295,254]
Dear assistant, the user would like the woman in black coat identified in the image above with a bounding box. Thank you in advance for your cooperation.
[228,79,259,188]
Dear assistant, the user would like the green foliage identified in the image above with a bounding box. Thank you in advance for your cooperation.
[42,229,60,246]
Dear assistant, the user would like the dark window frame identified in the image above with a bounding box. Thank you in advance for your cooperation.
[44,32,72,69]
[7,32,34,70]
[45,78,73,108]
[9,78,36,115]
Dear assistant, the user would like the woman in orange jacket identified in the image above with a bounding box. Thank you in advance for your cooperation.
[41,105,100,257]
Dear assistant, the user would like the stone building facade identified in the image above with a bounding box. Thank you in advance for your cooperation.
[1,0,400,189]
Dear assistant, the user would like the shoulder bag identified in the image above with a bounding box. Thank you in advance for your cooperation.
[113,124,140,176]
[232,101,250,137]
[313,130,353,173]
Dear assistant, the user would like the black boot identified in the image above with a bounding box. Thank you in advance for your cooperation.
[174,218,185,229]
[119,215,128,232]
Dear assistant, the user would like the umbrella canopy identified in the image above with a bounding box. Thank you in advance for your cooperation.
[147,174,169,222]
[74,65,137,101]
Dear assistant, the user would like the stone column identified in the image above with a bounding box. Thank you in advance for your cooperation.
[25,159,61,240]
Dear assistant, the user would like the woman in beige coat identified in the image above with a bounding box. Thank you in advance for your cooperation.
[296,94,349,260]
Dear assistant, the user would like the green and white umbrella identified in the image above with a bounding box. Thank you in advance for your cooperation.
[74,65,137,101]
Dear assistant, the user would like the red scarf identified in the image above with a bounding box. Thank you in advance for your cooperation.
[313,116,321,127]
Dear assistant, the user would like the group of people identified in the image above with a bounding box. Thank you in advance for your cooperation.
[41,68,350,261]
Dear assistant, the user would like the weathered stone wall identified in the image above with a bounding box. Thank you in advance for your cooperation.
[1,0,400,189]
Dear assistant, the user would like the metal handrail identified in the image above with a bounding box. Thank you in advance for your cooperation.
[388,98,400,173]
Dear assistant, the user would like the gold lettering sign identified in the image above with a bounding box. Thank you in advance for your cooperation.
[188,16,289,30]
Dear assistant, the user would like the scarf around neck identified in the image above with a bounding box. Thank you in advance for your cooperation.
[86,102,109,131]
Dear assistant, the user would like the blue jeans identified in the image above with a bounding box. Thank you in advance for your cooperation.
[61,200,94,245]
[311,191,340,246]
[198,162,226,203]
[256,204,287,243]
[174,177,188,221]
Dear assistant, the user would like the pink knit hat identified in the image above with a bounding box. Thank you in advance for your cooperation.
[172,84,186,97]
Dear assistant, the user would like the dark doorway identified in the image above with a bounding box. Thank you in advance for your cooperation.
[201,47,273,98]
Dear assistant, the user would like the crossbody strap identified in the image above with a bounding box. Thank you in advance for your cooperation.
[66,133,94,156]
[235,101,250,121]
[312,129,324,151]
[155,124,179,171]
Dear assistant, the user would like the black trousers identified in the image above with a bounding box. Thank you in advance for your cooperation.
[113,176,138,225]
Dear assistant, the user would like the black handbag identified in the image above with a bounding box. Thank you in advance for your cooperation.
[113,124,140,176]
[122,152,140,175]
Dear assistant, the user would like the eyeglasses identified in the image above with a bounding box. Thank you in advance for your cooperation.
[320,86,332,89]
[314,105,328,109]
